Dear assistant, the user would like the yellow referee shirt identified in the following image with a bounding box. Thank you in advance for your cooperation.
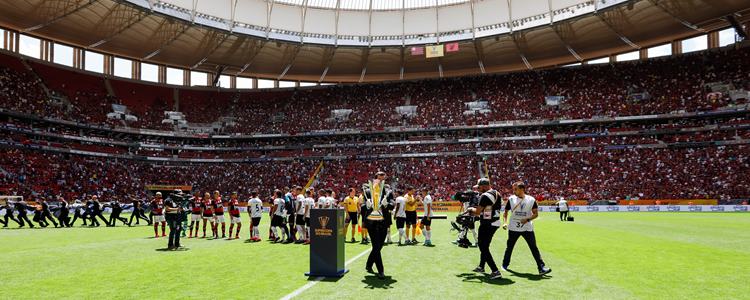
[343,196,359,212]
[405,194,417,212]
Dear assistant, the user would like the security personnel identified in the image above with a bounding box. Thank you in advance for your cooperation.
[14,201,34,228]
[164,195,183,250]
[108,200,129,226]
[56,197,71,227]
[363,171,394,279]
[1,200,19,227]
[39,198,59,227]
[128,199,150,226]
[466,178,505,280]
[69,200,87,226]
[90,196,109,227]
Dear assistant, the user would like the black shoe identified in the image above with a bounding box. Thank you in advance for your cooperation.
[366,267,375,274]
[539,266,552,275]
[472,266,485,273]
[377,272,385,279]
[351,238,356,243]
[488,271,503,279]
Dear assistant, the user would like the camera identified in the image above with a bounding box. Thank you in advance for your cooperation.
[451,212,476,248]
[453,191,479,204]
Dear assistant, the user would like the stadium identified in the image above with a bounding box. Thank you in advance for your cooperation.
[0,0,749,298]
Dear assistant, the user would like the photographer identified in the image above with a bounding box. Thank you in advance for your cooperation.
[164,194,184,250]
[466,178,504,280]
[555,197,569,221]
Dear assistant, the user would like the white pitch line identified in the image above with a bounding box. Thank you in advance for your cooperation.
[280,233,398,300]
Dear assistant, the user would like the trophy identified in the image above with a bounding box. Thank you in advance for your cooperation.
[366,179,385,221]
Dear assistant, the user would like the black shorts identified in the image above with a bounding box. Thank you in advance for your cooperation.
[405,211,417,225]
[382,211,392,226]
[396,217,406,229]
[347,212,358,224]
[295,215,305,225]
[271,215,284,227]
[305,217,310,226]
[251,217,261,226]
[287,215,295,224]
[421,216,432,227]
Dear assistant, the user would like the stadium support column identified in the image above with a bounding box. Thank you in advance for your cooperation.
[183,69,190,86]
[132,60,140,80]
[103,54,113,75]
[708,31,719,49]
[73,48,84,69]
[671,40,682,56]
[41,40,52,62]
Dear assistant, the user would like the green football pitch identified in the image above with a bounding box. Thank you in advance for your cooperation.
[1,212,748,299]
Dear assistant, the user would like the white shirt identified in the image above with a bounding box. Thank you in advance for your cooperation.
[394,196,406,218]
[557,199,569,212]
[248,197,263,218]
[273,198,286,217]
[304,197,314,218]
[507,194,536,232]
[317,196,328,208]
[326,196,336,208]
[422,194,433,217]
[295,194,306,215]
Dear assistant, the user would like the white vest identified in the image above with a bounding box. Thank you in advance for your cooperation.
[508,194,536,232]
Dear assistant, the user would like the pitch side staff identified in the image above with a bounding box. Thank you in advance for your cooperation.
[502,181,551,275]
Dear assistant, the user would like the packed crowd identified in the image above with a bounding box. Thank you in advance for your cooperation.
[1,47,749,135]
[1,144,747,203]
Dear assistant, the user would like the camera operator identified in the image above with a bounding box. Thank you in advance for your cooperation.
[465,178,505,280]
[455,185,480,246]
[555,197,569,222]
[164,193,184,250]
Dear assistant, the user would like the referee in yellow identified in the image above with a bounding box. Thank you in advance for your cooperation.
[342,187,360,243]
[404,187,418,244]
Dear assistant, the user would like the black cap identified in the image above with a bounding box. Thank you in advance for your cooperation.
[477,178,490,186]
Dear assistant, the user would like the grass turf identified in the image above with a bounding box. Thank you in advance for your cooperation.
[1,212,748,299]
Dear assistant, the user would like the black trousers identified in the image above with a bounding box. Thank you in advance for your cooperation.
[17,214,33,227]
[41,211,58,227]
[3,213,18,226]
[502,230,546,270]
[166,216,182,248]
[129,209,150,225]
[366,220,386,273]
[70,210,86,226]
[109,213,129,226]
[57,211,70,227]
[477,222,499,272]
[559,211,568,221]
[288,215,296,241]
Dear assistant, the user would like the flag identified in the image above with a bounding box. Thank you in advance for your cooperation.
[410,46,424,56]
[425,45,444,58]
[445,42,459,52]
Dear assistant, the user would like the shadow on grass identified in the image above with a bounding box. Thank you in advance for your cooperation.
[506,269,552,281]
[306,276,344,283]
[155,247,190,252]
[455,273,515,285]
[361,275,397,289]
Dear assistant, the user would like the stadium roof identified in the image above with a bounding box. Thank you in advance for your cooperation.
[0,0,748,83]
